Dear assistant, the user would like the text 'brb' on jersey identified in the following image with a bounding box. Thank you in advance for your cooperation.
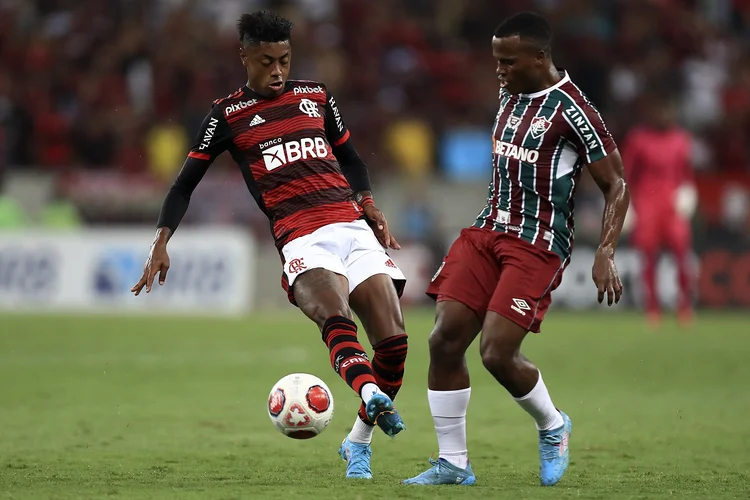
[474,71,617,262]
[188,80,361,250]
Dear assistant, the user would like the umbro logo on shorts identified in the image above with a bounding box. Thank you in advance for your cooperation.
[511,298,531,316]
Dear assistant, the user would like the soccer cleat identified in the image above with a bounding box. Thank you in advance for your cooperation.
[677,307,695,328]
[402,457,476,485]
[338,437,372,479]
[647,311,662,330]
[365,393,406,437]
[539,410,572,486]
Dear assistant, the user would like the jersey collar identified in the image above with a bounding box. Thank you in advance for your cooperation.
[514,69,570,100]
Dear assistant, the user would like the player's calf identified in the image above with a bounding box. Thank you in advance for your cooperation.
[321,316,404,440]
[322,315,379,399]
[356,333,408,424]
[481,312,567,484]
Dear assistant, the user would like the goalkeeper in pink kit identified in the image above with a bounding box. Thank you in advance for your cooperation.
[622,97,697,326]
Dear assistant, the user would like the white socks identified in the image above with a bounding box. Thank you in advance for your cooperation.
[360,383,382,405]
[348,415,375,444]
[354,373,560,455]
[514,371,564,431]
[348,382,384,445]
[428,388,471,469]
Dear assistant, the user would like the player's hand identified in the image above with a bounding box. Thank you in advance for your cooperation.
[592,246,622,306]
[131,242,171,296]
[363,204,401,250]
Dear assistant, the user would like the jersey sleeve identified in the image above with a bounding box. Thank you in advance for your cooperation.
[563,97,617,165]
[323,89,371,193]
[681,133,695,185]
[187,103,233,161]
[324,90,351,147]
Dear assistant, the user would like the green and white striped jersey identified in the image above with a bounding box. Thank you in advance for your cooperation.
[474,70,617,262]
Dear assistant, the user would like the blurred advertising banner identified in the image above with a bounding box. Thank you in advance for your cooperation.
[552,246,750,310]
[0,228,255,315]
[392,242,750,311]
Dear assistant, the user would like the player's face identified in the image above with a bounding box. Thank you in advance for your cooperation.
[240,41,291,98]
[492,35,545,95]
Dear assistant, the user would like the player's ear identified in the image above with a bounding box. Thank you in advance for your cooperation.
[239,45,248,67]
[536,49,546,66]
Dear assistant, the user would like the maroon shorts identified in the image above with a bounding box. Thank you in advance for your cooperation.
[427,227,565,333]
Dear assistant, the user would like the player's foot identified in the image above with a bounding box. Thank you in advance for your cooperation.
[539,410,572,486]
[365,393,405,437]
[677,307,695,328]
[338,437,372,479]
[646,311,661,330]
[402,457,476,485]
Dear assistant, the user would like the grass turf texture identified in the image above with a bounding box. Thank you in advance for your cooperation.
[1,310,749,499]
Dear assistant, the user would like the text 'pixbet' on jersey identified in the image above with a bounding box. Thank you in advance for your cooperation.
[293,85,324,95]
[260,137,329,171]
[224,100,258,117]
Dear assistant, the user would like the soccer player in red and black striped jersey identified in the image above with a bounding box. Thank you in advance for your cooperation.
[131,11,408,479]
[403,13,630,487]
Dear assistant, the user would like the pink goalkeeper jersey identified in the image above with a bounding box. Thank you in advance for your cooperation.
[621,126,693,212]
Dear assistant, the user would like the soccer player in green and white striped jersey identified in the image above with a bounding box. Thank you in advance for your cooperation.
[403,11,630,488]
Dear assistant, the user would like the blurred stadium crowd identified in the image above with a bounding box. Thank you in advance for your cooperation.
[1,0,749,247]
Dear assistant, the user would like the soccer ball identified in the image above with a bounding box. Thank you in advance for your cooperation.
[267,373,334,439]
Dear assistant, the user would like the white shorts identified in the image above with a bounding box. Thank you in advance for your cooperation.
[281,219,407,303]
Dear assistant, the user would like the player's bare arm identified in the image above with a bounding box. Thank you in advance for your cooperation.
[132,115,218,296]
[587,148,630,306]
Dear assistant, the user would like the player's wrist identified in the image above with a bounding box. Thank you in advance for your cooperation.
[154,226,172,246]
[596,244,615,257]
[354,191,375,208]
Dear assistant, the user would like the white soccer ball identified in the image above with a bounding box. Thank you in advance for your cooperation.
[267,373,334,439]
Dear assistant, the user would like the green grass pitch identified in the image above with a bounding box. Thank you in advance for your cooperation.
[1,309,749,499]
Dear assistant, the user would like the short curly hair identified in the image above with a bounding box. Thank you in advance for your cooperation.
[237,10,293,46]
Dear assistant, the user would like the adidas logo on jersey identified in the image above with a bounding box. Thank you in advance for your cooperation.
[249,115,265,127]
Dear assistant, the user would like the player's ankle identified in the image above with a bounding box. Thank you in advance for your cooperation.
[440,452,469,469]
[348,416,375,444]
[360,382,385,405]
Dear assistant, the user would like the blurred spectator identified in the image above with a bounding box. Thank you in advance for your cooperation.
[383,116,434,177]
[146,116,189,181]
[0,0,746,230]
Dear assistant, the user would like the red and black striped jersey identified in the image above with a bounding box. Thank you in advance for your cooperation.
[185,80,363,250]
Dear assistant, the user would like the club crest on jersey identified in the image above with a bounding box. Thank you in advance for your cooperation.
[530,116,552,139]
[299,99,320,118]
[506,115,522,131]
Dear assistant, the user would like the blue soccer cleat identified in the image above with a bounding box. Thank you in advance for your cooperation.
[539,411,572,486]
[402,457,476,485]
[365,393,406,438]
[338,437,372,479]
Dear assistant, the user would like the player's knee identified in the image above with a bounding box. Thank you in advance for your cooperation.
[308,301,352,330]
[428,325,470,361]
